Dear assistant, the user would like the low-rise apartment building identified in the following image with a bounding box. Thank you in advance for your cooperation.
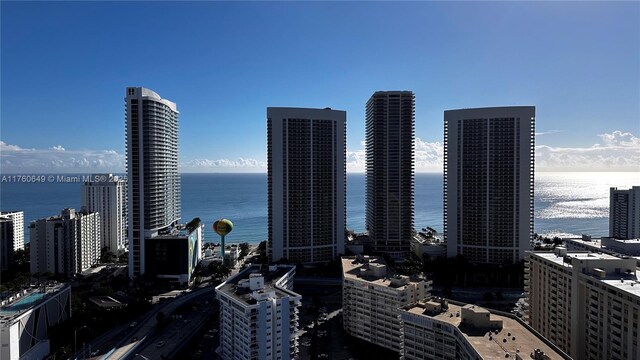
[215,264,301,360]
[342,255,432,352]
[400,299,570,360]
[525,248,640,360]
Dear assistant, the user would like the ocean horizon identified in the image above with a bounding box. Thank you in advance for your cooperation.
[1,172,637,245]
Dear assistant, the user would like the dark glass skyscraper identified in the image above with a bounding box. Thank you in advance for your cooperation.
[365,91,415,257]
[126,87,180,278]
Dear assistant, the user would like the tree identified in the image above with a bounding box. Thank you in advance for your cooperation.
[257,241,266,253]
[100,246,111,263]
[239,242,250,259]
[13,248,29,268]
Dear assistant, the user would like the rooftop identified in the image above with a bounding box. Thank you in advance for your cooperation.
[404,301,568,360]
[216,264,300,306]
[566,237,640,246]
[530,250,620,267]
[156,219,201,238]
[341,256,425,288]
[529,251,640,298]
[1,284,69,322]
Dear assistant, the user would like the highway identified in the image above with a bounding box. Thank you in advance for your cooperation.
[68,286,216,360]
[72,247,256,360]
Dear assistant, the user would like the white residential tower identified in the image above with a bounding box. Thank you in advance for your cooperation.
[444,106,535,264]
[267,107,346,264]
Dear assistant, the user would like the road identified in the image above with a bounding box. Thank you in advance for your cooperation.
[131,298,218,360]
[72,247,257,360]
[68,286,216,360]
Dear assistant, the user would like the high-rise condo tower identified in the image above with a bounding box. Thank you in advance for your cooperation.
[444,106,535,264]
[365,91,415,257]
[267,107,346,264]
[125,87,180,278]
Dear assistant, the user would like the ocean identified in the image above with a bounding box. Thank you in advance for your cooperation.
[0,172,637,244]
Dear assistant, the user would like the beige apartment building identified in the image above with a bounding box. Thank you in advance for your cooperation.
[341,255,432,352]
[525,248,640,360]
[400,299,570,360]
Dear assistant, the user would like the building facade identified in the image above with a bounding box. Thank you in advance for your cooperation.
[215,264,301,360]
[525,248,640,360]
[126,87,181,278]
[400,299,569,360]
[0,284,71,360]
[341,256,431,352]
[0,211,24,271]
[81,174,127,255]
[610,186,640,240]
[565,236,640,258]
[29,208,101,276]
[444,106,535,264]
[145,218,203,286]
[267,107,346,264]
[365,91,415,257]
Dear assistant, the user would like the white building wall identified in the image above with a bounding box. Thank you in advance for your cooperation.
[444,106,535,264]
[610,186,640,240]
[0,286,70,360]
[267,107,346,264]
[126,87,180,278]
[342,276,431,352]
[0,212,24,252]
[525,251,640,360]
[1,212,24,271]
[81,175,126,254]
[216,266,301,360]
[29,209,100,276]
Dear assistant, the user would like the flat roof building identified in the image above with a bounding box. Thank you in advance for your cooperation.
[267,107,346,265]
[341,255,431,353]
[1,284,71,360]
[1,211,24,271]
[411,229,446,259]
[610,186,640,240]
[444,107,535,264]
[365,91,415,257]
[82,174,127,255]
[525,248,640,359]
[564,236,640,267]
[145,218,203,286]
[215,264,301,360]
[29,208,101,276]
[400,299,570,360]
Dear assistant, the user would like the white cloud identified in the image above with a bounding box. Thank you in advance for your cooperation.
[597,130,640,147]
[346,150,365,172]
[181,158,266,172]
[0,141,31,151]
[536,131,640,171]
[348,130,640,173]
[347,138,443,172]
[2,130,637,174]
[1,140,125,173]
[535,130,563,136]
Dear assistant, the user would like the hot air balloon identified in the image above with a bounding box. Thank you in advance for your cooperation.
[213,219,233,264]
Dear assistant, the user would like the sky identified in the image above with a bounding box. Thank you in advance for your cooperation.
[1,1,639,173]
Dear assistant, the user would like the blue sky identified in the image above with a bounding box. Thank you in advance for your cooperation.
[1,1,638,173]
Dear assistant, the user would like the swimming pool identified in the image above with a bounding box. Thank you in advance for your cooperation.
[0,292,47,313]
